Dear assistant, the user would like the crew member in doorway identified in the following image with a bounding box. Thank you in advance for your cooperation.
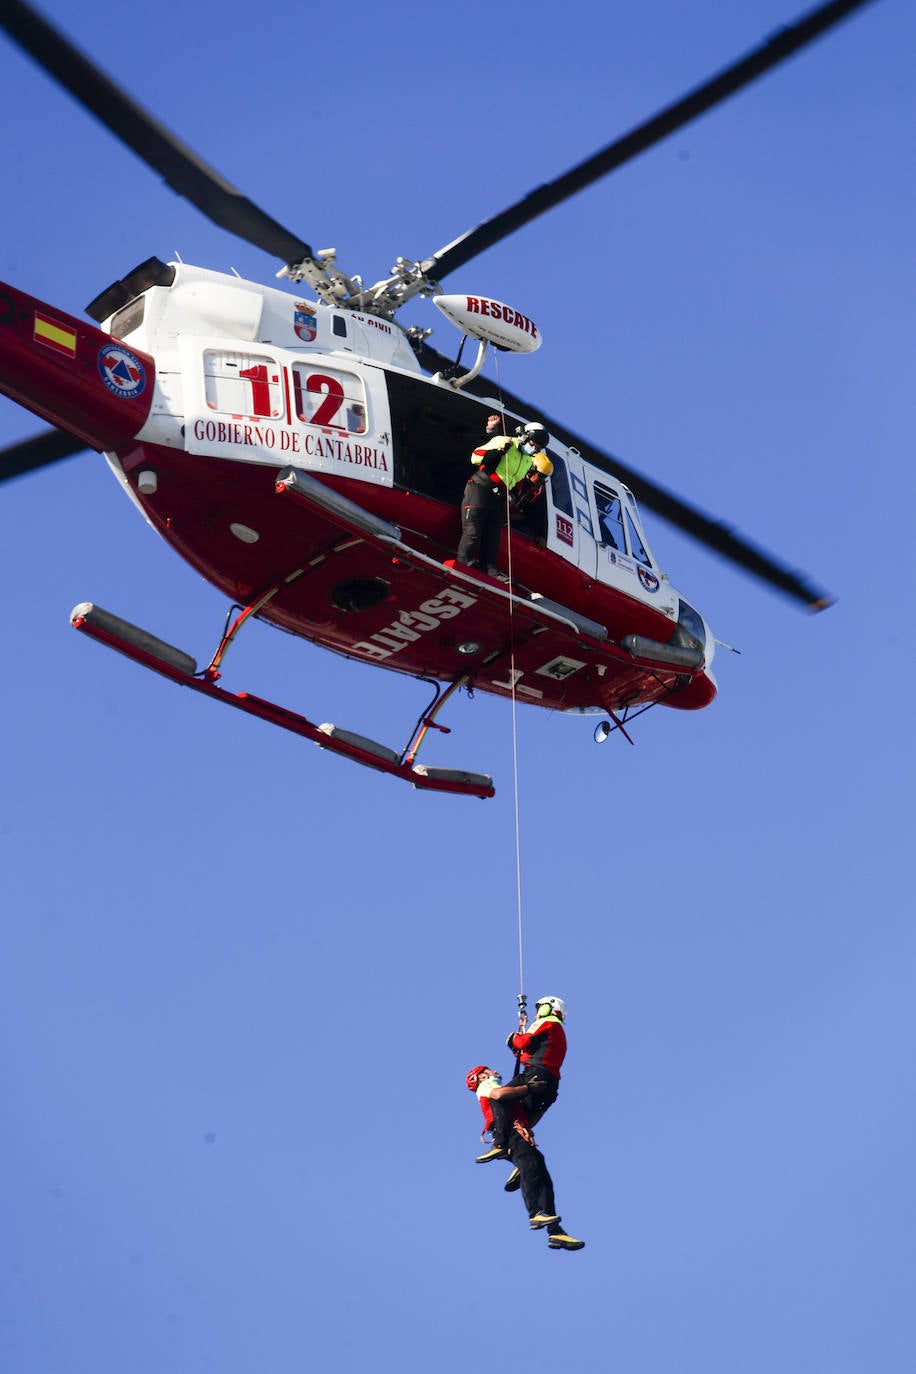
[510,423,553,534]
[467,995,584,1251]
[454,417,539,579]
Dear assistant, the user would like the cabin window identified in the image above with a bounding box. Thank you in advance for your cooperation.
[549,454,573,516]
[203,350,283,418]
[571,469,594,536]
[291,363,368,433]
[625,509,651,566]
[594,483,625,551]
[332,316,348,338]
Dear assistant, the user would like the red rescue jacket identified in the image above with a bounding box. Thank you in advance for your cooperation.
[476,1076,529,1134]
[509,1015,566,1079]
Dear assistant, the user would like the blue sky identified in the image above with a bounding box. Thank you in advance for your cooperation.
[1,1,914,1370]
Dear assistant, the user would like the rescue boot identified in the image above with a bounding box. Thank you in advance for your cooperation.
[504,1168,521,1193]
[529,1212,561,1229]
[547,1229,586,1251]
[475,1145,509,1163]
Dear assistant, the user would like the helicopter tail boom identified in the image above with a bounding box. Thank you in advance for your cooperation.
[0,281,154,456]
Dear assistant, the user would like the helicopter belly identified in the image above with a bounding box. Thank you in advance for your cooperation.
[107,440,715,716]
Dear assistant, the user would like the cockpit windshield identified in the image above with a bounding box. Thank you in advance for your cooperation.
[673,599,706,650]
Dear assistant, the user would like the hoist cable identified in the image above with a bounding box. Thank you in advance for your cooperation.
[492,365,525,1003]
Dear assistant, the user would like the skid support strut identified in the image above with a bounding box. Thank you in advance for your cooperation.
[402,675,469,766]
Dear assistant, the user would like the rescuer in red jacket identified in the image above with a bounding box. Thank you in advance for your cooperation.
[483,993,567,1146]
[468,996,584,1251]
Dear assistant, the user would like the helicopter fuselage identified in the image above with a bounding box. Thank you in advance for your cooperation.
[0,260,716,718]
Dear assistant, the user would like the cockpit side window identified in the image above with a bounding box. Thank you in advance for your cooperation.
[625,509,651,566]
[594,482,625,551]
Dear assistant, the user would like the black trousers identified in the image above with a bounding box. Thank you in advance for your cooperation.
[456,483,504,570]
[507,1134,558,1221]
[490,1067,559,1148]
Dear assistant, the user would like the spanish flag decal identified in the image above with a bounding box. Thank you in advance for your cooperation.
[34,312,77,357]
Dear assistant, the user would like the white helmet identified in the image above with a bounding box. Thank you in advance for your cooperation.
[535,995,566,1020]
[521,422,549,450]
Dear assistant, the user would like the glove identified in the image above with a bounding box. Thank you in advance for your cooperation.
[506,1031,518,1051]
[480,447,504,475]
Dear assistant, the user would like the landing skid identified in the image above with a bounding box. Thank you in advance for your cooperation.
[70,602,494,799]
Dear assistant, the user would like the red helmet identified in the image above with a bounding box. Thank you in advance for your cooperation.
[466,1064,491,1091]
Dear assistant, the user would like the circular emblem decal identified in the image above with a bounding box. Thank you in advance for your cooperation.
[97,344,146,399]
[638,566,660,593]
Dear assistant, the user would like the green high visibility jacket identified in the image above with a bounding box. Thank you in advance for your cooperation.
[471,436,532,491]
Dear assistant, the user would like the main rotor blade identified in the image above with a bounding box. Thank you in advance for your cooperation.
[417,342,831,611]
[0,426,86,483]
[424,0,877,280]
[0,0,313,267]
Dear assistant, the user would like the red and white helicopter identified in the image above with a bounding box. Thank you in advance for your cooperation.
[0,0,866,798]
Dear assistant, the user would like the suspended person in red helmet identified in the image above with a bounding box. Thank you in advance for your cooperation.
[454,416,544,579]
[467,996,584,1251]
[466,1065,534,1148]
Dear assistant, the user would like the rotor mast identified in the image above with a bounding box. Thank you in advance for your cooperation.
[278,252,442,320]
